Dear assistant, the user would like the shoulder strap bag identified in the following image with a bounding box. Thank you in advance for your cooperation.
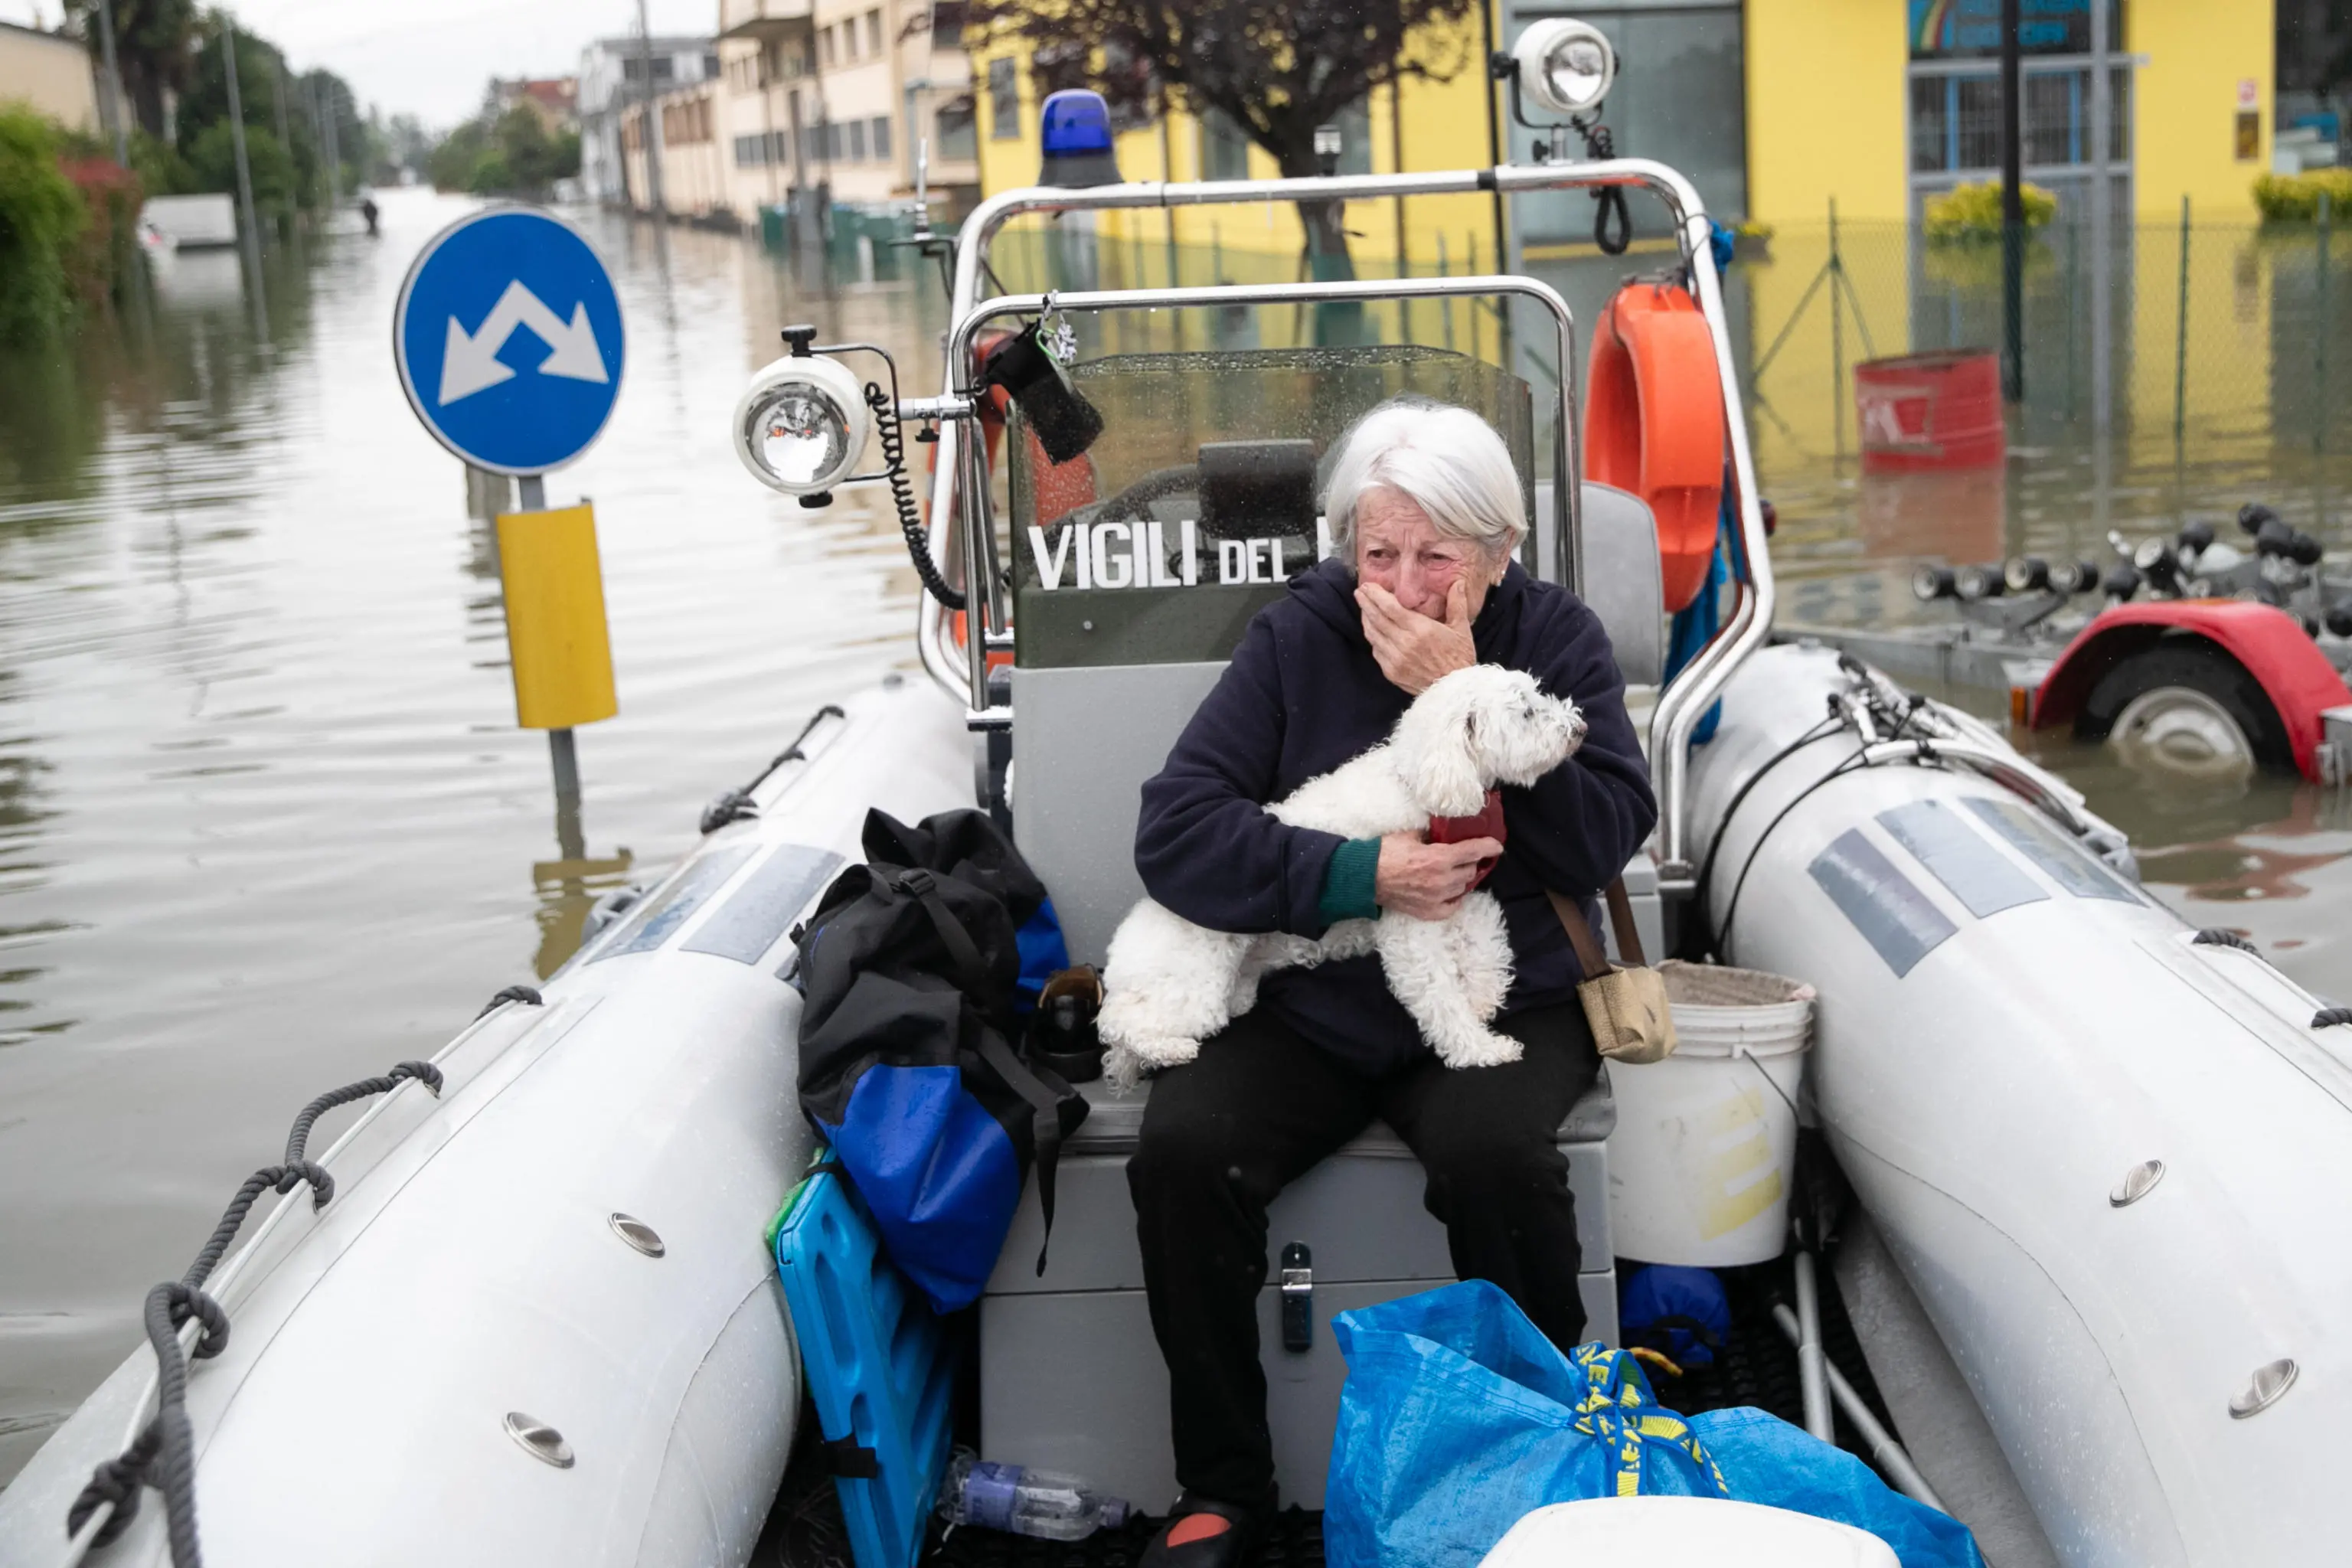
[1546,879,1678,1064]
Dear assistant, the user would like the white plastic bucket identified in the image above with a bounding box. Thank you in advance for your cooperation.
[1604,961,1815,1267]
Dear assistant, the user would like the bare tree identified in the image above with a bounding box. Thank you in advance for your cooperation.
[965,0,1481,274]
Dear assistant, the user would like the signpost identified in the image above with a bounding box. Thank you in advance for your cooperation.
[395,207,626,844]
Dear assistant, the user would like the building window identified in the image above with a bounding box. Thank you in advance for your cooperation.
[822,27,837,68]
[936,94,977,160]
[1202,109,1252,181]
[872,114,891,162]
[867,10,884,57]
[989,57,1020,139]
[1905,0,2131,215]
[849,119,867,160]
[1908,65,2132,178]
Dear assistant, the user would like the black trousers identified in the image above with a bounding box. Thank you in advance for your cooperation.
[1126,1000,1601,1509]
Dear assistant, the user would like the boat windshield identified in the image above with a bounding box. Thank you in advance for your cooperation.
[1006,344,1537,669]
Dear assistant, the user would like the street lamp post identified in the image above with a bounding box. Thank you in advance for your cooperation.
[94,0,129,166]
[1999,0,2024,403]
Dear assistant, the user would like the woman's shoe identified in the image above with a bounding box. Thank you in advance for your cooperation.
[1137,1494,1270,1567]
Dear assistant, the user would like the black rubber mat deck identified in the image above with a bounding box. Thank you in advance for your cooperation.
[756,1246,1903,1566]
[1653,1252,1899,1452]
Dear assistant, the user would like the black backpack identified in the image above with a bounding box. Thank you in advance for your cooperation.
[794,808,1088,1312]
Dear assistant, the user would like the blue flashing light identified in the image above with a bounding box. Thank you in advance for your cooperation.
[1040,90,1114,156]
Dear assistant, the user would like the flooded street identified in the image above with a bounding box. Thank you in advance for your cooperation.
[1743,220,2352,998]
[0,188,941,1475]
[2,189,2348,1484]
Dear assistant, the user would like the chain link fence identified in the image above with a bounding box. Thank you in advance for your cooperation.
[1713,212,2352,626]
[969,203,2352,626]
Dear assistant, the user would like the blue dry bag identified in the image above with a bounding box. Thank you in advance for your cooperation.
[1620,1264,1731,1370]
[795,809,1088,1314]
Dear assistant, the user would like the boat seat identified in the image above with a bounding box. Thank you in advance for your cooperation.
[978,1071,1619,1512]
[998,550,1650,1507]
[1537,479,1665,688]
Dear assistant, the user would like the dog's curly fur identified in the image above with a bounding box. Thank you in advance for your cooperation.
[1099,665,1586,1088]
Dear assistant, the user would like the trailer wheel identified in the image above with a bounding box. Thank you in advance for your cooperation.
[2076,640,2294,779]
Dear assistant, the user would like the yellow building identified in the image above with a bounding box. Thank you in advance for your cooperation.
[966,8,1504,286]
[970,2,2281,247]
[965,3,2285,462]
[1748,0,2274,227]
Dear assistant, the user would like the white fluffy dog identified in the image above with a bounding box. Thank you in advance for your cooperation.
[1098,665,1586,1087]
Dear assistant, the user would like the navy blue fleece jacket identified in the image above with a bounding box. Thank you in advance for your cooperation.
[1133,557,1658,1075]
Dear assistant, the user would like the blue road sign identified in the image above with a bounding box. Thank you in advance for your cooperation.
[394,208,626,475]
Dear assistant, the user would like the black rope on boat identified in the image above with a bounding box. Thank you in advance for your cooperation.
[66,1060,443,1566]
[866,381,965,612]
[2314,1006,2352,1029]
[2193,928,2262,955]
[475,983,544,1020]
[701,704,847,834]
[66,1423,158,1548]
[700,789,758,835]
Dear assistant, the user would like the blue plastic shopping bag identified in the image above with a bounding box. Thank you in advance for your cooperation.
[1326,1282,1984,1568]
[1325,1282,1730,1568]
[1690,1406,1983,1568]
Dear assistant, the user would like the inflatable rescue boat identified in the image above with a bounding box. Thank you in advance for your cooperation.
[7,63,2350,1568]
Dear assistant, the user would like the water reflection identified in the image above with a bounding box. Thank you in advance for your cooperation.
[0,182,2346,1487]
[0,188,946,1481]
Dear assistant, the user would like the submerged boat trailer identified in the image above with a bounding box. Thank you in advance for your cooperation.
[1785,502,2352,786]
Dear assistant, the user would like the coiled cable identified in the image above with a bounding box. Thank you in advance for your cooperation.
[1581,120,1632,256]
[865,381,965,611]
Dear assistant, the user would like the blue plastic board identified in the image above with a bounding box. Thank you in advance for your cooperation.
[774,1167,957,1568]
[394,207,625,475]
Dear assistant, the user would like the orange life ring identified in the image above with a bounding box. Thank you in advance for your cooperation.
[1583,282,1727,613]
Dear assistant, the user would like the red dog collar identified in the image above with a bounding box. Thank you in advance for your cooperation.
[1426,788,1506,889]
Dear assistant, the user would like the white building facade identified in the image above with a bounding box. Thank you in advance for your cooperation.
[616,0,979,228]
[579,34,719,208]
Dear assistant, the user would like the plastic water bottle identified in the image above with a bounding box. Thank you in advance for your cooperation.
[939,1452,1130,1541]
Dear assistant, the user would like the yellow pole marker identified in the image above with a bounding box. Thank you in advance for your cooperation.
[495,501,618,730]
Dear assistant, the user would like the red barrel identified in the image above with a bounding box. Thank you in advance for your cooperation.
[1854,351,2005,473]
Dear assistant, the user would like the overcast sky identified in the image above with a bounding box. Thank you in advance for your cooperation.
[4,0,717,128]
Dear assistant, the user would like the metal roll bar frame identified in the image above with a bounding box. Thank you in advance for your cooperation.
[942,273,1582,694]
[916,162,1773,891]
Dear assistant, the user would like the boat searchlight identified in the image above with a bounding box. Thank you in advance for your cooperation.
[732,338,872,503]
[1513,18,1617,119]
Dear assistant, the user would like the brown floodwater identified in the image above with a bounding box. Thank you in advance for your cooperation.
[0,190,2344,1485]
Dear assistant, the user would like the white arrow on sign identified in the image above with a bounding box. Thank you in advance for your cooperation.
[437,280,611,406]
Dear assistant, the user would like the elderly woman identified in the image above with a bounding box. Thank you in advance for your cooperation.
[1125,397,1657,1566]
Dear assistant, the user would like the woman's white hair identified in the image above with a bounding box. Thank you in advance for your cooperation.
[1322,396,1527,563]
